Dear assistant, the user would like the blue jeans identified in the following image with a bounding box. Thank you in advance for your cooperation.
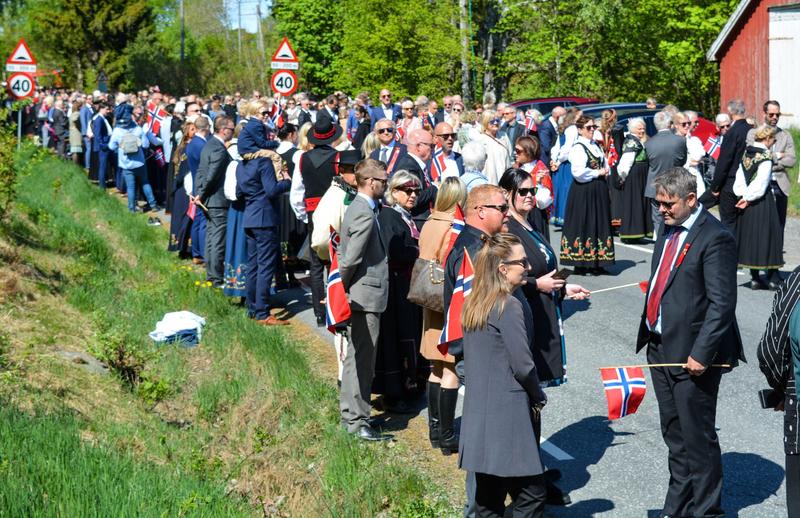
[122,166,157,212]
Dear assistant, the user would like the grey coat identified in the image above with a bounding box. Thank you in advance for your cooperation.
[458,294,546,477]
[644,129,688,198]
[338,195,388,313]
[195,136,232,209]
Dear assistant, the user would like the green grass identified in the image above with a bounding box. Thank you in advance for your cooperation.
[0,145,457,516]
[0,404,249,517]
[787,128,800,217]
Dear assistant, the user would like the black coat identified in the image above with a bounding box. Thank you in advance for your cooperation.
[636,209,745,372]
[393,154,437,230]
[711,118,753,193]
[443,224,487,358]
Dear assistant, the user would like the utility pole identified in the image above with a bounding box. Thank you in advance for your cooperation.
[459,0,469,101]
[179,0,185,63]
[256,2,264,54]
[237,0,242,61]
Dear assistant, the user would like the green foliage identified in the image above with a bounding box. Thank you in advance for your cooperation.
[787,128,800,217]
[0,104,20,220]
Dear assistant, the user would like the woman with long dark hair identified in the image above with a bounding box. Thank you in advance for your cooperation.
[167,121,196,257]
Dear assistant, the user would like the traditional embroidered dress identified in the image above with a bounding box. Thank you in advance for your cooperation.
[617,135,653,240]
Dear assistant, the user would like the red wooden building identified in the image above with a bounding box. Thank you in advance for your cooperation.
[707,0,800,127]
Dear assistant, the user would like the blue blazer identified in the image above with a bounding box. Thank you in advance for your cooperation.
[538,118,558,164]
[451,151,465,177]
[79,106,93,136]
[370,104,402,129]
[186,135,206,180]
[237,156,291,229]
[238,117,279,156]
[91,116,111,152]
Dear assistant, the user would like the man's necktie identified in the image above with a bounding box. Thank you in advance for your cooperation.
[646,227,684,329]
[380,147,388,163]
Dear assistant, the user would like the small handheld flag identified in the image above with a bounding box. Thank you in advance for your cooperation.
[270,102,285,129]
[431,145,446,181]
[524,111,537,132]
[442,204,465,262]
[438,249,474,355]
[325,226,351,333]
[396,126,406,141]
[153,147,166,167]
[600,367,646,420]
[704,136,721,160]
[187,201,197,220]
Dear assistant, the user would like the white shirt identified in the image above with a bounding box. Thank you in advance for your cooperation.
[733,142,772,202]
[442,152,460,179]
[568,136,607,183]
[520,162,553,209]
[382,104,394,121]
[290,150,308,222]
[552,125,578,164]
[378,141,396,162]
[685,135,707,197]
[647,204,702,334]
[408,152,427,174]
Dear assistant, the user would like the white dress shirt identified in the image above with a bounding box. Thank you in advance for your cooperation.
[568,136,607,183]
[733,142,772,202]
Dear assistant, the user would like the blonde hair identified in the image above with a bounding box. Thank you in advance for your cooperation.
[361,132,380,157]
[753,124,777,142]
[435,177,467,213]
[479,110,497,132]
[384,170,420,205]
[297,122,314,151]
[461,233,521,331]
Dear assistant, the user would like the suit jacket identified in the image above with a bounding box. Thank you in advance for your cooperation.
[636,209,745,371]
[52,109,68,139]
[79,105,94,136]
[644,130,688,198]
[316,106,338,126]
[538,118,558,164]
[499,121,525,150]
[448,151,465,177]
[711,118,753,193]
[91,115,111,152]
[195,136,232,208]
[186,135,207,180]
[443,224,487,357]
[338,195,389,313]
[459,294,546,477]
[238,150,291,228]
[393,154,438,228]
[370,104,402,129]
[297,109,312,128]
[369,143,408,174]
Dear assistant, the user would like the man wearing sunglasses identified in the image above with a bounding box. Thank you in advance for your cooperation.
[393,128,439,230]
[370,89,401,129]
[368,119,407,175]
[434,122,464,178]
[746,100,796,230]
[644,111,688,235]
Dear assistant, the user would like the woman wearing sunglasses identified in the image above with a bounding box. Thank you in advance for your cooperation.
[513,136,553,240]
[373,170,426,414]
[559,115,616,275]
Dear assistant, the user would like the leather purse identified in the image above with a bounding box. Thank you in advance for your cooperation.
[407,226,450,312]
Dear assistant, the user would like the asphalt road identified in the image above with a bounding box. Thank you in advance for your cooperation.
[285,214,800,517]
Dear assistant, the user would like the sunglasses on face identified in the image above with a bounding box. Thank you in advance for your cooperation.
[514,147,525,154]
[679,122,691,127]
[584,124,598,130]
[718,124,730,129]
[436,133,456,139]
[517,187,536,197]
[453,108,463,113]
[371,177,388,185]
[478,203,509,213]
[397,187,420,195]
[260,111,270,116]
[656,199,678,209]
[503,258,530,268]
[381,94,392,99]
[767,112,781,118]
[377,128,394,134]
[417,142,435,148]
[489,119,501,126]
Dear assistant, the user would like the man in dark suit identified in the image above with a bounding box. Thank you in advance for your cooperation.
[434,122,464,177]
[194,115,234,287]
[338,158,390,441]
[369,119,407,174]
[238,130,292,326]
[428,100,444,127]
[644,111,688,235]
[79,95,94,170]
[393,128,438,230]
[370,89,401,129]
[187,117,210,263]
[296,95,313,128]
[703,99,753,230]
[316,94,339,126]
[91,102,112,189]
[539,107,564,165]
[637,167,744,518]
[498,106,525,159]
[51,99,69,158]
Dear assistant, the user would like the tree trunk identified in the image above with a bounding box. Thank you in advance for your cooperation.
[459,0,470,101]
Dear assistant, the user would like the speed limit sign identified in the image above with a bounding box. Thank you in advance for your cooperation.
[271,70,298,96]
[7,72,34,99]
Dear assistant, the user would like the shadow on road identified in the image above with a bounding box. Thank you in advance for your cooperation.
[722,451,784,516]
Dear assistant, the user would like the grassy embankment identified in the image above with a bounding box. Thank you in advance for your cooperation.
[0,146,457,517]
[787,128,800,217]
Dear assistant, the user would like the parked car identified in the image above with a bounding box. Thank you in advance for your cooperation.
[508,96,598,115]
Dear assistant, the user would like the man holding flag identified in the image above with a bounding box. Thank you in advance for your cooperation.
[636,167,744,518]
[433,122,464,179]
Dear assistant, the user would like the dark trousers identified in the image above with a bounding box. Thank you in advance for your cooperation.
[83,137,92,169]
[788,453,800,518]
[204,207,227,285]
[191,209,206,260]
[474,472,546,518]
[245,226,279,320]
[774,184,788,230]
[648,344,724,517]
[306,214,326,318]
[96,150,109,189]
[649,198,663,237]
[718,186,738,231]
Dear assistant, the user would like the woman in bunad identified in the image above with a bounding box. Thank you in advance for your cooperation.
[513,136,553,241]
[559,115,616,275]
[596,110,624,232]
[733,124,784,290]
[616,118,653,242]
[548,108,581,227]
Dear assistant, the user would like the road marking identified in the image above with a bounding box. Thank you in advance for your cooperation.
[541,439,574,460]
[614,238,745,275]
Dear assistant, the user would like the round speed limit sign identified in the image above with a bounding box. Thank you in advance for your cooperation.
[270,70,298,96]
[7,72,35,99]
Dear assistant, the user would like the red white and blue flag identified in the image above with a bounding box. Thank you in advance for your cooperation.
[600,367,647,420]
[146,102,166,135]
[153,147,166,167]
[524,111,537,132]
[704,136,721,161]
[270,102,285,129]
[442,204,465,262]
[396,126,406,142]
[431,145,446,181]
[437,249,474,355]
[326,226,351,333]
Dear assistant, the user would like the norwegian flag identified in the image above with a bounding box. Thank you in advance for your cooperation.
[607,142,619,168]
[524,111,537,132]
[187,201,197,221]
[704,136,721,161]
[442,204,465,261]
[146,102,166,135]
[270,102,285,129]
[437,249,474,355]
[153,147,166,167]
[396,126,406,141]
[600,367,647,420]
[431,145,446,181]
[326,226,351,333]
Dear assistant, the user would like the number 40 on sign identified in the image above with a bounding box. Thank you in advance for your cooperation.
[271,70,297,96]
[6,72,34,99]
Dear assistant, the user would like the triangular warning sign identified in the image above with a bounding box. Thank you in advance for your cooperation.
[271,37,298,63]
[6,39,36,65]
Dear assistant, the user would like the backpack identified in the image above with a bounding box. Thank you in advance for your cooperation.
[789,304,800,389]
[119,131,140,154]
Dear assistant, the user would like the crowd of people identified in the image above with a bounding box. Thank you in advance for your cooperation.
[19,85,800,517]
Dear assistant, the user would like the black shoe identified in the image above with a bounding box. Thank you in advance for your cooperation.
[438,387,460,455]
[748,279,767,290]
[545,480,571,506]
[354,425,391,442]
[544,468,562,482]
[767,280,781,291]
[147,217,162,226]
[427,382,441,448]
[316,315,326,327]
